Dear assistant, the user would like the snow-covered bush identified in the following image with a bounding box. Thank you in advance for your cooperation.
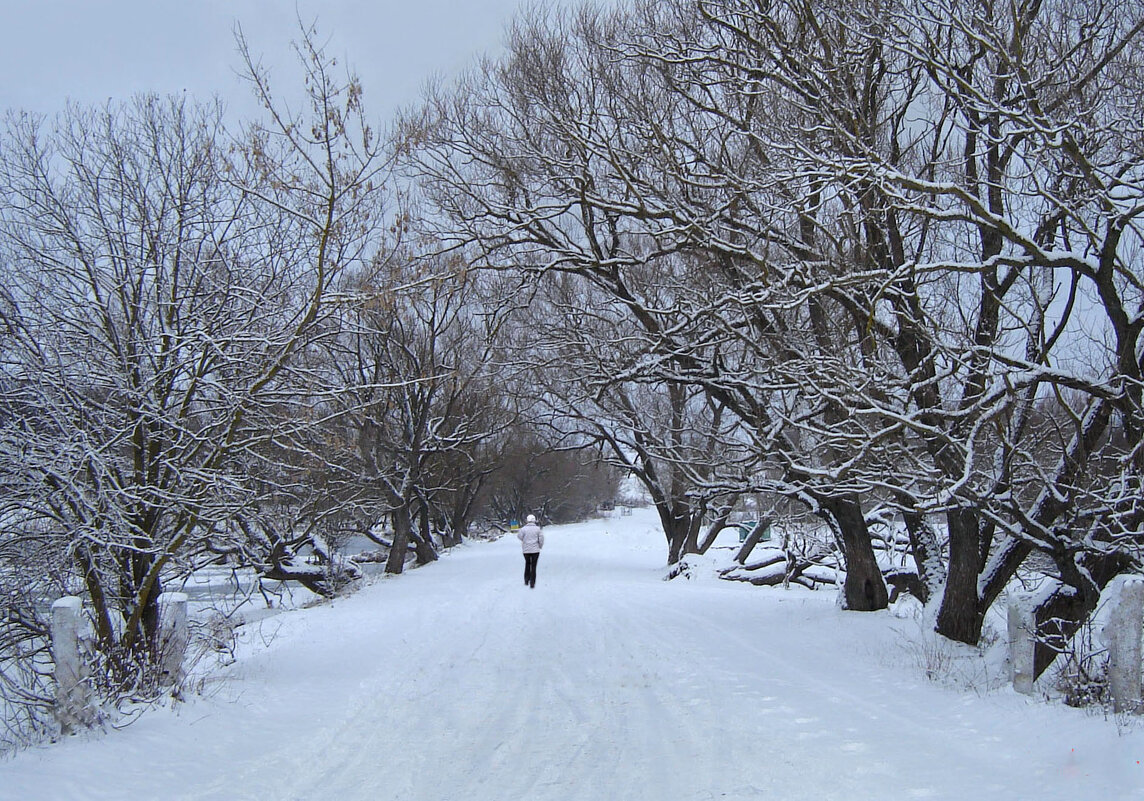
[0,526,71,752]
[0,609,56,753]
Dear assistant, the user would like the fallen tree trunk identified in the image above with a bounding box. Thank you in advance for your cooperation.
[720,564,819,589]
[720,553,830,590]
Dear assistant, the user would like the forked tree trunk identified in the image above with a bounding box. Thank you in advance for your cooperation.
[410,505,439,565]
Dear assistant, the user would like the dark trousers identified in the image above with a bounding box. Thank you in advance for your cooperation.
[523,553,539,587]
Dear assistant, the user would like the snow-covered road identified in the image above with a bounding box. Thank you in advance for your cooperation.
[3,508,1142,800]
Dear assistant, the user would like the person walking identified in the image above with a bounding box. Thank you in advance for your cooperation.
[517,514,544,588]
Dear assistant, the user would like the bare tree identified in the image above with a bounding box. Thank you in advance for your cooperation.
[686,0,1144,656]
[519,269,749,564]
[324,249,517,573]
[404,2,895,607]
[0,19,389,723]
[407,0,1144,638]
[890,0,1144,662]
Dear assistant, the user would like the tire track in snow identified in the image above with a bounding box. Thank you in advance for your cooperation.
[250,525,735,801]
[122,511,1144,801]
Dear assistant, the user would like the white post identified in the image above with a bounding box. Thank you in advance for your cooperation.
[1106,577,1144,714]
[1008,593,1036,695]
[158,592,189,687]
[51,596,89,733]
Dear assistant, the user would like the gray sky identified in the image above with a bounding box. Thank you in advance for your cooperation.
[1,0,552,123]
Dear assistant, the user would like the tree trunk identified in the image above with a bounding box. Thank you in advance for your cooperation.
[696,506,734,555]
[901,509,943,605]
[385,508,412,575]
[444,478,483,547]
[822,496,888,611]
[658,502,693,566]
[683,512,702,556]
[410,505,439,565]
[75,545,116,651]
[261,564,336,597]
[734,519,771,565]
[1031,552,1131,679]
[935,509,986,644]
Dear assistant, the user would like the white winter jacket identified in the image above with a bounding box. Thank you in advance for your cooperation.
[517,522,544,554]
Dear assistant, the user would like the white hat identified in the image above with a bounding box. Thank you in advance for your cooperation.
[526,514,537,524]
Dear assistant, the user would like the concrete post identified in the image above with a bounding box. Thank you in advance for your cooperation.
[1008,593,1036,696]
[158,592,189,687]
[51,596,90,733]
[1106,577,1144,713]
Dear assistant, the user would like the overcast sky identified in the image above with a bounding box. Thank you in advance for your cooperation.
[1,0,564,124]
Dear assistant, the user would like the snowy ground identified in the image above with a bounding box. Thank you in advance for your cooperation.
[3,507,1142,800]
